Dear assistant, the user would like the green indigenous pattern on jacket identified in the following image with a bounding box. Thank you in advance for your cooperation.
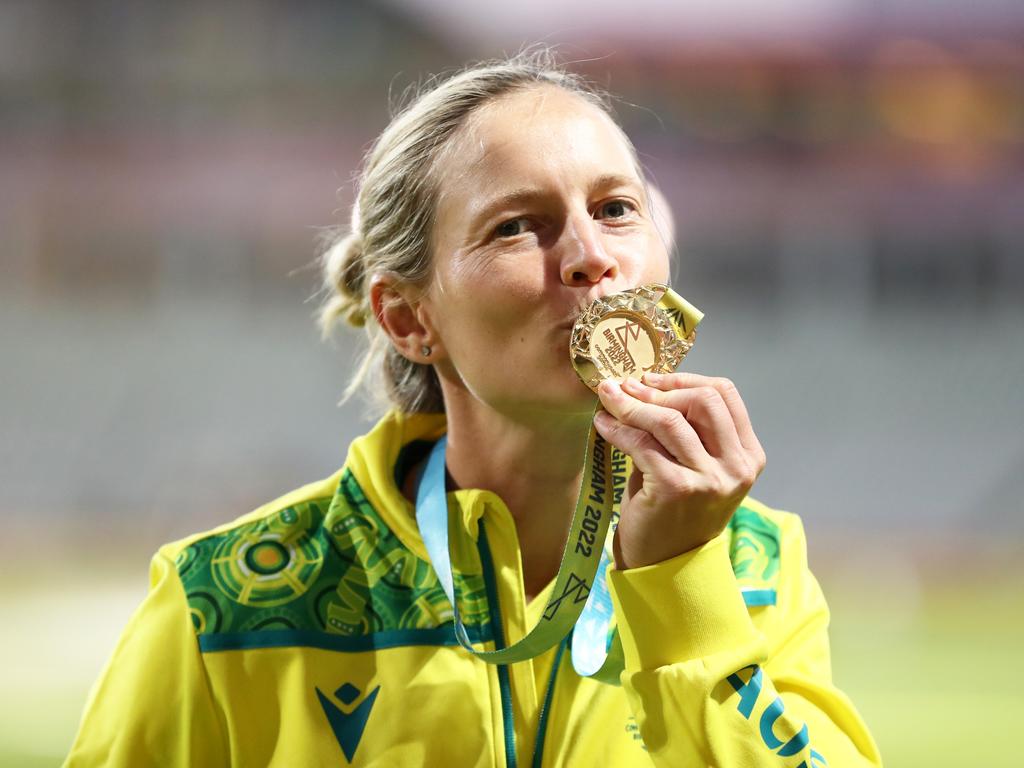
[177,470,492,649]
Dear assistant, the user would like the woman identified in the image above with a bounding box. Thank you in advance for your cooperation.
[67,53,881,767]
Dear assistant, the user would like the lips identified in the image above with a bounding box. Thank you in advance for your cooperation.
[562,295,601,330]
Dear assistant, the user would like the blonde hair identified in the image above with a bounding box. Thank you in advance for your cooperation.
[318,51,619,413]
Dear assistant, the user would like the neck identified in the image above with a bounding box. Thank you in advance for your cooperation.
[443,395,594,599]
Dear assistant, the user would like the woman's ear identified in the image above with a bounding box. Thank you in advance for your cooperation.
[369,274,441,364]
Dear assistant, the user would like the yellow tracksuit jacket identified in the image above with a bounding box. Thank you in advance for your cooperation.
[66,410,881,767]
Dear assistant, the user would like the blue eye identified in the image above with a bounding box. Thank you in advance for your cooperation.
[496,218,528,238]
[598,200,631,219]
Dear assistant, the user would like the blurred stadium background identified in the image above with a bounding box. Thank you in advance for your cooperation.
[1,1,1022,765]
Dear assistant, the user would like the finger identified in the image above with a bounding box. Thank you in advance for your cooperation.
[644,372,764,459]
[623,377,745,461]
[592,409,681,479]
[597,379,709,468]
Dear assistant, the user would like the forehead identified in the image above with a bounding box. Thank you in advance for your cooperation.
[435,85,641,202]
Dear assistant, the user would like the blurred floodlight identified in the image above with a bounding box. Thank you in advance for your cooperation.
[385,0,859,44]
[871,40,987,145]
[383,0,1024,45]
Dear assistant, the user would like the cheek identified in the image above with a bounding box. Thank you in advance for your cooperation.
[436,288,532,357]
[436,289,562,381]
[619,241,669,286]
[450,259,546,323]
[639,234,671,283]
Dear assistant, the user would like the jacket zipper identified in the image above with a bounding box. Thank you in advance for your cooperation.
[531,634,568,768]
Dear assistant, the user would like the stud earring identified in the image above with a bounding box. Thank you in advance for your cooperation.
[421,345,432,357]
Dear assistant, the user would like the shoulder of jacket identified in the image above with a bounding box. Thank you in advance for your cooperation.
[727,497,807,608]
[151,461,491,645]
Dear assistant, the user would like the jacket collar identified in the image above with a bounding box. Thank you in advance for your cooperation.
[342,410,501,559]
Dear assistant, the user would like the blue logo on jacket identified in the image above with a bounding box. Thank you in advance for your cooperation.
[316,681,380,762]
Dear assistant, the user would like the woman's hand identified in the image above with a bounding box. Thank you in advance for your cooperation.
[593,372,766,570]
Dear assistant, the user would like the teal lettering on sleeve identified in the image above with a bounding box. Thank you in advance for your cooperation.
[728,666,821,764]
[726,665,763,719]
[759,694,814,760]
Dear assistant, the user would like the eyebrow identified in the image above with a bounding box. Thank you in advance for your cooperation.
[467,187,546,231]
[588,173,643,195]
[469,174,643,231]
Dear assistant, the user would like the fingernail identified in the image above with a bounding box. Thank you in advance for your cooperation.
[599,379,621,396]
[621,376,642,391]
[594,409,611,426]
[643,372,662,383]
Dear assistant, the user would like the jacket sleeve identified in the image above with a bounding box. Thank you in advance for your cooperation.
[64,547,228,767]
[607,514,881,768]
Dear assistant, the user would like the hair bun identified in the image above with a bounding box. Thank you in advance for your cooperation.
[319,230,368,333]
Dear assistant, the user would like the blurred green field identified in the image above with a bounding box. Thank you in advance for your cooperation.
[828,573,1023,767]
[2,562,1020,766]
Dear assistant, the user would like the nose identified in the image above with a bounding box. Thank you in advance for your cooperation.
[559,213,619,286]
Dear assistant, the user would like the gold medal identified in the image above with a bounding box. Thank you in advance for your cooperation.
[570,283,703,392]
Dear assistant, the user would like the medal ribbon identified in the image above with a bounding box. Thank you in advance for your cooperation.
[416,421,615,665]
[659,288,703,341]
[415,288,701,677]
